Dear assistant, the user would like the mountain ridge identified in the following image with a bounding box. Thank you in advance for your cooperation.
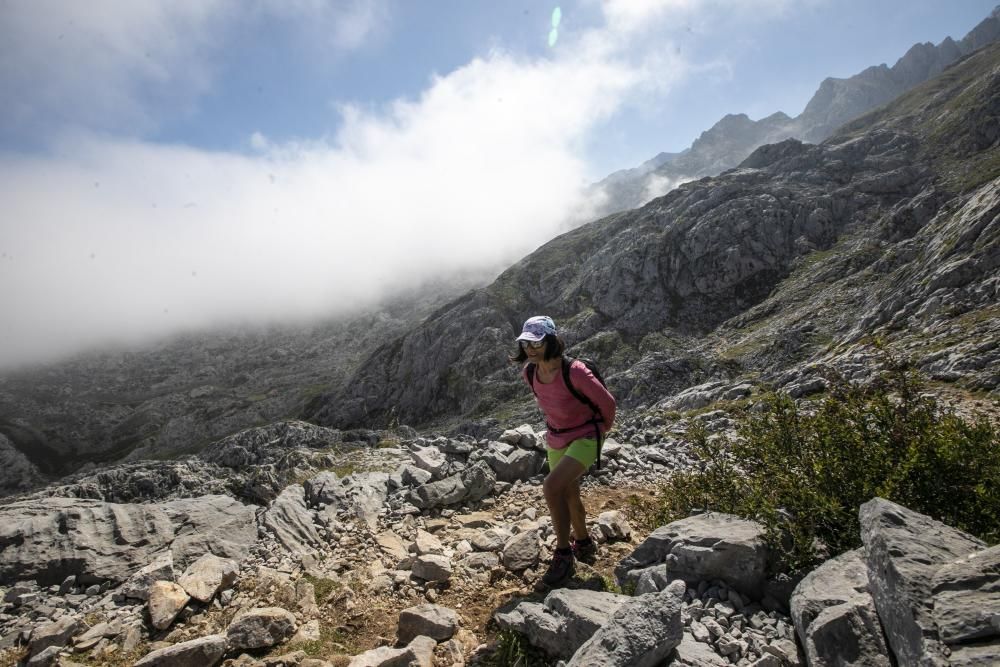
[591,7,1000,216]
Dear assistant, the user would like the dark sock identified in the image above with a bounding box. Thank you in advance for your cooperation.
[576,536,593,546]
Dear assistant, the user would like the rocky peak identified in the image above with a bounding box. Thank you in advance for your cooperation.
[591,7,1000,216]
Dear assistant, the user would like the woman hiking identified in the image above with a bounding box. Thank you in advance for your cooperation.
[512,316,616,588]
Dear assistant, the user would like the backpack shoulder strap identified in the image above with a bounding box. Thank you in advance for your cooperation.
[526,363,538,397]
[561,357,599,413]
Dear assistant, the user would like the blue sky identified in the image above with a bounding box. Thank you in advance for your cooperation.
[0,0,995,368]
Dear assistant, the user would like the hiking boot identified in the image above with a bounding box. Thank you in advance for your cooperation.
[541,549,575,588]
[572,537,598,564]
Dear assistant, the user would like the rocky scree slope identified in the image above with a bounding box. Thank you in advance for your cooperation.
[592,7,1000,216]
[306,42,1000,433]
[2,416,997,666]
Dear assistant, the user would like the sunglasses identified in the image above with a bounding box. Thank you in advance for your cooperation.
[520,339,546,349]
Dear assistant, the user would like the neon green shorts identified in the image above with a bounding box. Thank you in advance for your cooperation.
[547,438,598,471]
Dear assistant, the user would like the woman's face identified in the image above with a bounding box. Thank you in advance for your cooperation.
[520,339,545,363]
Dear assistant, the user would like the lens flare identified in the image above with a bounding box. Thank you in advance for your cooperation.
[549,28,558,47]
[551,7,561,29]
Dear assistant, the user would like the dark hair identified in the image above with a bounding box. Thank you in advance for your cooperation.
[509,334,565,363]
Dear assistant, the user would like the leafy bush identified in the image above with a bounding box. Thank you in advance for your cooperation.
[651,365,999,574]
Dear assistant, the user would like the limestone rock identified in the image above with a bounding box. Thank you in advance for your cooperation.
[860,497,987,666]
[0,497,172,585]
[27,616,81,658]
[597,510,632,541]
[411,447,448,479]
[790,548,891,667]
[494,589,628,660]
[397,603,459,643]
[148,580,190,630]
[566,590,683,666]
[412,554,452,583]
[931,544,1000,645]
[376,531,409,562]
[409,474,466,510]
[412,529,444,556]
[502,530,541,572]
[226,607,297,650]
[133,634,227,667]
[347,645,417,667]
[178,553,239,603]
[263,485,325,556]
[616,513,769,599]
[670,630,730,666]
[472,527,512,552]
[460,460,497,501]
[121,551,175,600]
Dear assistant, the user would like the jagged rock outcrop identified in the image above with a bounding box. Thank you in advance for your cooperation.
[0,494,256,586]
[860,497,998,665]
[790,549,891,666]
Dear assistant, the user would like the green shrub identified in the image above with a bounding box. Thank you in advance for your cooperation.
[651,366,999,574]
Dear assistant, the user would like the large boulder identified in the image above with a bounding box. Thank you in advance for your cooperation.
[460,460,497,501]
[409,474,467,509]
[27,616,82,658]
[932,544,1000,645]
[262,485,324,556]
[566,589,683,667]
[0,495,256,585]
[121,551,175,600]
[410,447,449,479]
[615,513,769,599]
[148,580,190,630]
[860,497,995,666]
[790,548,891,666]
[494,589,628,660]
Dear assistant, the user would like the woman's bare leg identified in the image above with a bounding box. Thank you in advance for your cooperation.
[543,456,586,549]
[566,479,589,540]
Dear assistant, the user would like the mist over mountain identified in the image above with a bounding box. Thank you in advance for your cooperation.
[590,7,1000,216]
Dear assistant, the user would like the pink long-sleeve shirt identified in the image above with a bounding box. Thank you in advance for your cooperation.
[523,359,617,449]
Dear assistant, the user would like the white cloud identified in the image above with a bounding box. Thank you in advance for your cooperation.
[0,18,647,368]
[0,0,811,369]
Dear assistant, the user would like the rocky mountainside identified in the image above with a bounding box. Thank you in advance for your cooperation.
[0,278,479,497]
[307,41,1000,433]
[592,7,1000,216]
